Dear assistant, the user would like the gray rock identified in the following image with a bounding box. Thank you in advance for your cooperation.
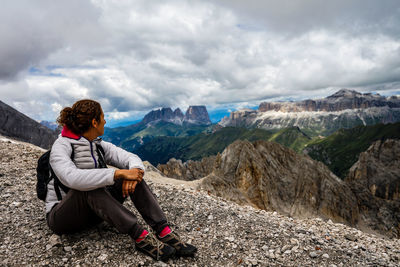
[48,234,62,248]
[345,234,358,242]
[1,138,400,267]
[98,254,108,261]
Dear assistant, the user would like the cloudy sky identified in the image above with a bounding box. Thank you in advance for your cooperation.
[1,0,400,126]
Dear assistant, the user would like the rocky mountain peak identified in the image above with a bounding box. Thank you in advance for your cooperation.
[327,89,363,99]
[199,139,400,238]
[141,107,183,125]
[141,105,211,126]
[184,106,211,125]
[0,100,57,149]
[201,139,359,223]
[257,89,397,113]
[40,120,59,131]
[173,108,184,118]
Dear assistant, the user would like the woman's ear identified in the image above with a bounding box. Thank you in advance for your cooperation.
[92,118,98,128]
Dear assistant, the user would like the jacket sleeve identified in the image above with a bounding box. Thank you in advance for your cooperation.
[50,138,115,191]
[100,140,145,171]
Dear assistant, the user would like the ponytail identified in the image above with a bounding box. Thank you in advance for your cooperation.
[57,99,102,135]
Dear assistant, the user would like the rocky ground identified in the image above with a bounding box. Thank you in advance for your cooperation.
[1,136,400,266]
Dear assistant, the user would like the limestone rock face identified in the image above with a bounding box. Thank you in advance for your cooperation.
[141,107,183,125]
[157,156,215,181]
[219,109,257,128]
[141,105,211,126]
[220,89,400,135]
[259,89,400,112]
[199,140,360,225]
[184,106,211,125]
[0,100,57,149]
[347,139,400,200]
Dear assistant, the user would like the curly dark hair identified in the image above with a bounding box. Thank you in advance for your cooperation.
[57,99,102,135]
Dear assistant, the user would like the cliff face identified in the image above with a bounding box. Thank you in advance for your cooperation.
[220,89,400,136]
[141,107,184,125]
[0,100,57,149]
[141,105,211,126]
[199,139,400,238]
[184,106,211,125]
[346,139,400,238]
[200,140,359,225]
[347,139,400,200]
[259,89,400,112]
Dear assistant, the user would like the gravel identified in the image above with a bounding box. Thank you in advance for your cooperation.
[1,137,400,266]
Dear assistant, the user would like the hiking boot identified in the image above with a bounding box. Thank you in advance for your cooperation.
[135,233,176,261]
[158,230,197,257]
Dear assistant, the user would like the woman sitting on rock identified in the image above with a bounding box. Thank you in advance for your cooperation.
[46,99,197,261]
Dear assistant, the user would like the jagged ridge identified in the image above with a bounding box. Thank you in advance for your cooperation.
[199,139,400,239]
[220,89,400,136]
[142,106,211,126]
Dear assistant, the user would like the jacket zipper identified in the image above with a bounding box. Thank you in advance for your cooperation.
[89,141,98,168]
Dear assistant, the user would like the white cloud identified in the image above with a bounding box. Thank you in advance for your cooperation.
[51,103,62,114]
[0,0,400,123]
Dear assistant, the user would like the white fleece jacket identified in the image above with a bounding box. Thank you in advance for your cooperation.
[46,134,145,213]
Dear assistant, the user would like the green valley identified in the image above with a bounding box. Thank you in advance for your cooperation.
[134,126,313,165]
[303,122,400,179]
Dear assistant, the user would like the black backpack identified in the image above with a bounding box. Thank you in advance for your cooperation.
[36,143,106,201]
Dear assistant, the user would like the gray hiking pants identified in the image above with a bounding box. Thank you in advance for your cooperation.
[46,180,168,239]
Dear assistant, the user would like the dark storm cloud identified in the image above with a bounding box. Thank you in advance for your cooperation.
[215,0,400,37]
[0,0,102,80]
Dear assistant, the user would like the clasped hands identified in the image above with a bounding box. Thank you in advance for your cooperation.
[114,168,144,197]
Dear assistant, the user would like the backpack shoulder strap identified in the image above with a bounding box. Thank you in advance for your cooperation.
[96,144,107,169]
[51,143,74,200]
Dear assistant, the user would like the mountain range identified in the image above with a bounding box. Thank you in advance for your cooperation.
[141,106,211,126]
[102,105,213,151]
[154,122,400,180]
[220,89,400,136]
[102,89,400,166]
[1,89,400,241]
[3,88,400,180]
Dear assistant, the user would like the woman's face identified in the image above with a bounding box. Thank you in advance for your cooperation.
[95,112,106,137]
